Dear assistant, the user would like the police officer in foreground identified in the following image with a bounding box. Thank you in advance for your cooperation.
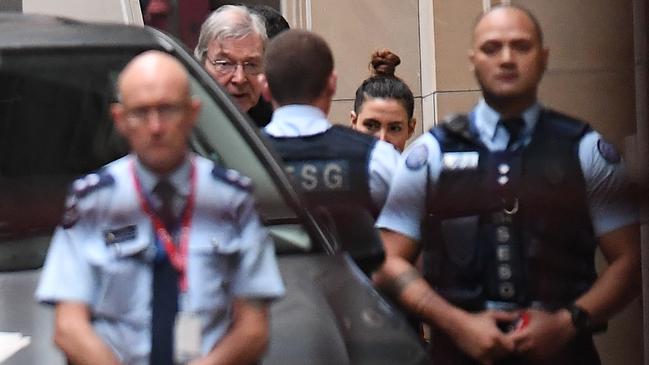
[374,5,641,365]
[36,51,284,365]
[261,29,399,218]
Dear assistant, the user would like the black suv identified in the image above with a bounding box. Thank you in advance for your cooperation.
[0,13,428,365]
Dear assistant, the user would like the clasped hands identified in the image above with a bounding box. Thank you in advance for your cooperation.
[449,308,576,365]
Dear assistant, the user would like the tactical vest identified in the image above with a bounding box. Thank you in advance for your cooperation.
[423,110,598,311]
[266,125,378,217]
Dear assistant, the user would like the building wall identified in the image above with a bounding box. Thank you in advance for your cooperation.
[284,0,425,135]
[283,0,643,363]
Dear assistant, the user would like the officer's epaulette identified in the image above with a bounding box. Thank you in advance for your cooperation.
[70,170,115,199]
[539,109,591,139]
[211,165,253,191]
[441,114,472,141]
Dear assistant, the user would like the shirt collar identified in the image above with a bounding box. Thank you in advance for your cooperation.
[133,153,192,197]
[264,104,332,137]
[473,99,543,142]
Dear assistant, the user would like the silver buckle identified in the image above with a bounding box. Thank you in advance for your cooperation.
[503,198,519,215]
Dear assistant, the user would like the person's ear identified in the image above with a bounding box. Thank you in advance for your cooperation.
[185,97,202,128]
[468,48,476,72]
[541,47,549,72]
[408,117,417,139]
[350,110,358,128]
[259,73,273,103]
[111,102,128,136]
[326,71,337,98]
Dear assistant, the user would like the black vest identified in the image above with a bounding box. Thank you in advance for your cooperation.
[423,109,598,311]
[266,125,378,216]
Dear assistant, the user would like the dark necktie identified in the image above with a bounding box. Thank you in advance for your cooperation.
[501,117,524,150]
[150,179,178,365]
[153,179,177,230]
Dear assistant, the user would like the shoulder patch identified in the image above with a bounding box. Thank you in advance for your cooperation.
[63,170,114,228]
[211,166,253,191]
[597,139,621,164]
[71,170,115,199]
[405,144,429,170]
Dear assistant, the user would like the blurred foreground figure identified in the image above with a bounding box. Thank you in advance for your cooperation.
[36,51,284,365]
[375,5,641,365]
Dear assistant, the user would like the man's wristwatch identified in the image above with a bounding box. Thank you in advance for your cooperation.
[566,303,607,335]
[567,304,592,335]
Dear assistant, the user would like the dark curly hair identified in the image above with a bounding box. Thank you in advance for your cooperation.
[353,49,414,119]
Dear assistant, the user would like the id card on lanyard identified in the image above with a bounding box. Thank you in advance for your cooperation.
[130,158,203,361]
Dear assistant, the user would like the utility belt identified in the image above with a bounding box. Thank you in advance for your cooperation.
[483,300,560,312]
[459,300,607,335]
[436,288,539,313]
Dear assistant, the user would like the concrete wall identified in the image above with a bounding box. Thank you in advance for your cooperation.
[283,0,425,138]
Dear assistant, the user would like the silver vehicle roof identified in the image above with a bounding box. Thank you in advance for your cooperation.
[0,13,158,49]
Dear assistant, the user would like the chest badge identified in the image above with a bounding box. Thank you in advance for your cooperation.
[442,151,479,171]
[103,225,138,245]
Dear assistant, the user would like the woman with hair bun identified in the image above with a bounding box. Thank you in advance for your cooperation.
[351,49,416,152]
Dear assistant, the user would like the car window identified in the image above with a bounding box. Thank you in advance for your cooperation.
[0,48,312,271]
[187,77,313,253]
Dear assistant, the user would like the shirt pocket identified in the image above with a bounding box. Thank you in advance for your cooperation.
[92,234,152,323]
[185,235,242,314]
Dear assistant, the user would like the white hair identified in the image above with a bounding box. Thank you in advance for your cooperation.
[194,5,267,63]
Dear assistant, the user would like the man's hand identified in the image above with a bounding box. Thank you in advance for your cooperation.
[377,229,520,365]
[189,299,269,365]
[54,302,121,365]
[509,308,576,362]
[448,310,518,365]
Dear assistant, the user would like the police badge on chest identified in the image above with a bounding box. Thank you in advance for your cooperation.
[442,151,479,171]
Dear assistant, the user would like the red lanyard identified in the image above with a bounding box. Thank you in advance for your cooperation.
[130,158,196,292]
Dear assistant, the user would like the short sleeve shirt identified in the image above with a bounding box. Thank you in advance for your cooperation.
[377,100,638,240]
[35,154,285,364]
[264,104,400,208]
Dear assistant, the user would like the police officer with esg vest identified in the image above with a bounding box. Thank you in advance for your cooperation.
[374,5,641,365]
[261,30,399,218]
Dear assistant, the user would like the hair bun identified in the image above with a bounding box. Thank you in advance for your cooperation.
[370,48,401,77]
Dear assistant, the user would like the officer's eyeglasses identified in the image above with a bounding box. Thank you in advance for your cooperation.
[207,58,262,76]
[124,103,187,124]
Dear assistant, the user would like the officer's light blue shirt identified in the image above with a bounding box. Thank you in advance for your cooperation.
[377,100,638,240]
[35,154,285,365]
[265,104,400,208]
